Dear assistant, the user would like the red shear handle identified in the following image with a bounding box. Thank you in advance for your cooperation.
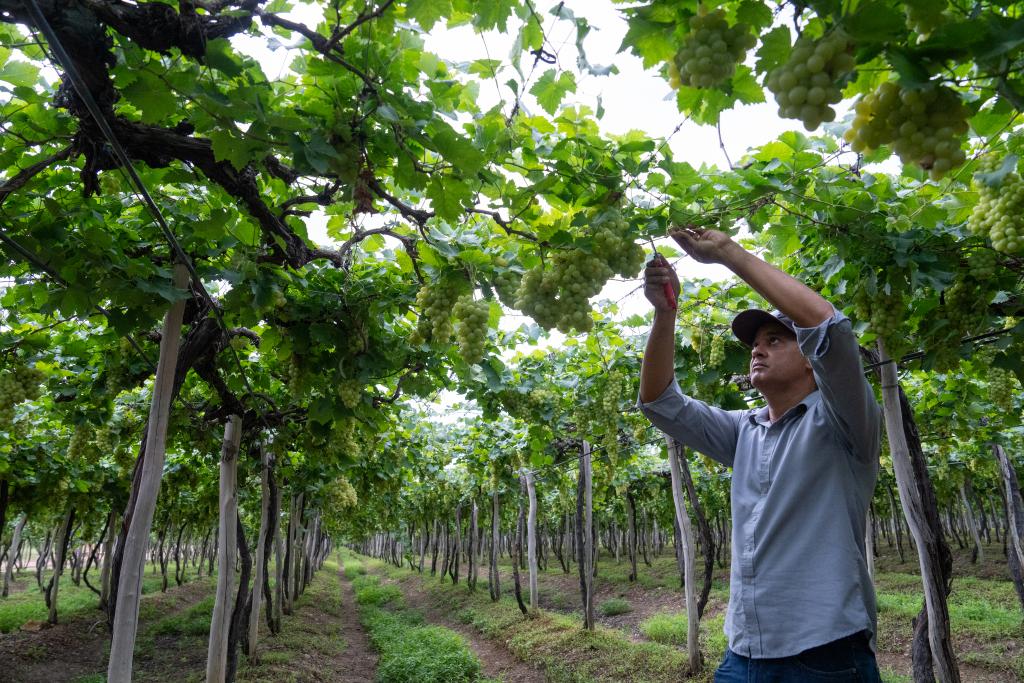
[652,253,677,311]
[664,280,677,310]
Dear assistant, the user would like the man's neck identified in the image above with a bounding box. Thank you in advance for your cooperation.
[763,386,815,423]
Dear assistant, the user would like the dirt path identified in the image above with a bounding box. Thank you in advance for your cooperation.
[371,567,545,683]
[335,567,378,683]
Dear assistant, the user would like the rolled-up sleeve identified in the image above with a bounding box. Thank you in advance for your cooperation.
[638,378,741,467]
[794,310,881,462]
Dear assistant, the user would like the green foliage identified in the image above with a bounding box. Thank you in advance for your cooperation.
[598,597,632,616]
[352,575,403,607]
[639,612,689,645]
[363,607,482,683]
[151,596,215,637]
[350,565,482,683]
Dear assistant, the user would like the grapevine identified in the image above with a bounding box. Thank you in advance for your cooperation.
[968,157,1024,254]
[845,81,969,179]
[765,30,854,131]
[668,10,757,90]
[452,295,490,364]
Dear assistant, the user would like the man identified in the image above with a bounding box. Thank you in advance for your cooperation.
[639,226,882,682]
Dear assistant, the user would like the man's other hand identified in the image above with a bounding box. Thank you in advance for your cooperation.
[644,254,680,314]
[669,225,736,265]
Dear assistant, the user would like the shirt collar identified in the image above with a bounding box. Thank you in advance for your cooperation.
[748,390,820,427]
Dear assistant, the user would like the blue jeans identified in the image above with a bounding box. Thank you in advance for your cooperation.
[714,631,883,682]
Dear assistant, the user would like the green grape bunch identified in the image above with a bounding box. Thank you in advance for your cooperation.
[668,10,757,90]
[845,82,968,180]
[339,378,361,409]
[411,277,468,345]
[942,277,988,339]
[904,0,947,36]
[452,295,490,365]
[988,366,1016,413]
[0,363,45,431]
[766,30,854,131]
[969,157,1024,254]
[708,334,725,367]
[492,269,522,308]
[967,249,999,279]
[515,210,643,334]
[853,289,905,344]
[285,354,305,398]
[592,212,645,279]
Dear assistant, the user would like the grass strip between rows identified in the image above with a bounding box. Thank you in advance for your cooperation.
[346,557,490,683]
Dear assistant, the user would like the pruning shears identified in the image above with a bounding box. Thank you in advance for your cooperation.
[646,237,677,311]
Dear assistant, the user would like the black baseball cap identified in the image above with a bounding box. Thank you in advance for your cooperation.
[731,309,796,347]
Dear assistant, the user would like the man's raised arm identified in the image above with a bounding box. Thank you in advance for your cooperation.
[639,255,681,403]
[669,226,833,327]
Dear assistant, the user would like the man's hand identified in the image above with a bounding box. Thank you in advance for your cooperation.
[668,225,736,265]
[644,254,680,314]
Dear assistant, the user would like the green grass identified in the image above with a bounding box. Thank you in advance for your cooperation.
[150,595,215,636]
[347,549,696,683]
[0,566,166,633]
[351,574,403,607]
[69,676,106,683]
[876,572,1023,639]
[640,612,689,645]
[344,558,367,580]
[598,597,632,616]
[348,564,482,683]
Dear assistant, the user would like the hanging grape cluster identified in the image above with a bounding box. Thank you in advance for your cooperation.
[411,277,468,345]
[708,335,725,367]
[285,354,305,398]
[853,289,905,345]
[339,379,361,409]
[845,82,968,179]
[765,31,853,131]
[104,339,136,394]
[667,10,757,90]
[988,366,1016,413]
[0,363,44,429]
[691,327,705,354]
[929,275,992,372]
[493,270,522,308]
[452,295,490,364]
[67,425,95,462]
[904,0,946,35]
[967,249,999,279]
[515,212,644,334]
[968,157,1024,254]
[499,386,556,421]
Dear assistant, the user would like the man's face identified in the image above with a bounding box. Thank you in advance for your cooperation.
[748,321,813,392]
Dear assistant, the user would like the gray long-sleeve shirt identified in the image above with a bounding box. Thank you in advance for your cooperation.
[639,311,881,658]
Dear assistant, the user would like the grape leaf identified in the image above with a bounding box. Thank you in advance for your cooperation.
[529,69,576,116]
